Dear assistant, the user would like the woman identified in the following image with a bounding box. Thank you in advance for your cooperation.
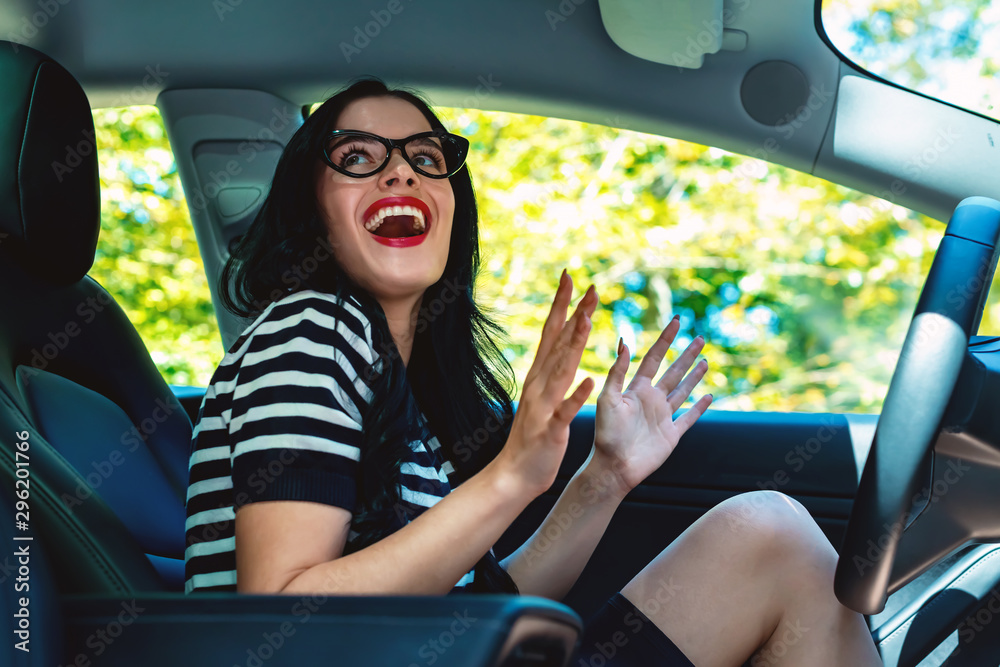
[184,78,881,666]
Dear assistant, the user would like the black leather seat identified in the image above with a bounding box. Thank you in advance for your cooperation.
[0,42,190,595]
[0,42,582,666]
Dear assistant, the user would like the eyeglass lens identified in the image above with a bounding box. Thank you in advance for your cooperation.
[326,133,457,177]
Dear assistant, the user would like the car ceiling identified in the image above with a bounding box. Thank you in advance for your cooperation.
[3,0,999,224]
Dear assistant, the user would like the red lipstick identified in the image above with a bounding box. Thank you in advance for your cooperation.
[363,197,433,248]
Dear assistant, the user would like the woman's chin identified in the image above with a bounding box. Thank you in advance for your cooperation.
[363,272,446,304]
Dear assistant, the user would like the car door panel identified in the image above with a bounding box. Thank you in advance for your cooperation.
[498,407,874,617]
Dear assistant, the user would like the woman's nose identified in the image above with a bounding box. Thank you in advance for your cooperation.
[380,149,419,187]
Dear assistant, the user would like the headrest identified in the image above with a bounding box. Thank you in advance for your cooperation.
[0,42,99,285]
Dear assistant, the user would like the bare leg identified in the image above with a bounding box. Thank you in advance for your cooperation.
[620,491,882,667]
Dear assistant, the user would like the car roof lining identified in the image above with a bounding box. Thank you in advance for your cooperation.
[5,0,997,223]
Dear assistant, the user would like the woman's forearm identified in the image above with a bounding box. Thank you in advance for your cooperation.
[500,450,627,600]
[279,457,531,595]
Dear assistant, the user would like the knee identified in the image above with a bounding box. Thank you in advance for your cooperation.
[708,491,834,564]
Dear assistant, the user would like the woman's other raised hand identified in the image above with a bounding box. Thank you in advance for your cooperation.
[496,271,597,497]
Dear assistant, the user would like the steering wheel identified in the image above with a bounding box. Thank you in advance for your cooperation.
[835,196,1000,615]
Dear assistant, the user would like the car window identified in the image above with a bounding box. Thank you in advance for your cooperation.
[437,108,954,413]
[821,0,999,121]
[92,106,222,387]
[100,104,998,412]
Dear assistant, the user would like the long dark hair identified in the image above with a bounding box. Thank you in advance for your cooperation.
[221,78,518,593]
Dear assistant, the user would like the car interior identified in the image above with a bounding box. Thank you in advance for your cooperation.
[2,0,1000,665]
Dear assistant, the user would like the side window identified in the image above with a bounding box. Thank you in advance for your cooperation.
[821,0,998,122]
[93,106,222,387]
[107,103,994,411]
[437,108,948,413]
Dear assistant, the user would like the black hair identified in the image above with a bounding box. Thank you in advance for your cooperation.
[220,77,518,593]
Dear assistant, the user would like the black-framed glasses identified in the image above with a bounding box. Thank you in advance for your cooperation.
[321,129,469,179]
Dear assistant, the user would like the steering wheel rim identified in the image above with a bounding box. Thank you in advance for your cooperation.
[834,196,1000,615]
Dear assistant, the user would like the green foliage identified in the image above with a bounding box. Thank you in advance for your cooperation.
[93,99,1000,412]
[437,108,948,412]
[91,107,222,386]
[823,0,998,119]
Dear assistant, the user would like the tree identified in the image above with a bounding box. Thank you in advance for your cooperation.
[93,31,998,412]
[91,107,221,387]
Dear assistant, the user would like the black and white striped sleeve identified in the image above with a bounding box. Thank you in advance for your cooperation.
[228,296,377,512]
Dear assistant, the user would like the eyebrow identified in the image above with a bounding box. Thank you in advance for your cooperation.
[408,137,443,147]
[327,133,382,150]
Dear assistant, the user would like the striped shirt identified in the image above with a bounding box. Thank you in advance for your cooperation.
[184,289,495,594]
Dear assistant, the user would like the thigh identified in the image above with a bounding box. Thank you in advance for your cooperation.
[619,491,827,667]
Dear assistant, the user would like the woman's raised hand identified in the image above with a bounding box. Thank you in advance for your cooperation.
[590,316,713,499]
[497,271,598,497]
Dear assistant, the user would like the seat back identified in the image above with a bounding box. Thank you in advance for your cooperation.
[0,42,192,593]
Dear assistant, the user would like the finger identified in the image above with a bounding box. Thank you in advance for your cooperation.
[598,337,630,404]
[553,377,595,427]
[673,393,713,434]
[524,270,573,385]
[665,357,708,412]
[655,335,705,395]
[627,315,681,390]
[541,286,597,394]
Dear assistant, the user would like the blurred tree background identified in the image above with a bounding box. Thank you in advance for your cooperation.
[92,107,220,386]
[90,0,999,412]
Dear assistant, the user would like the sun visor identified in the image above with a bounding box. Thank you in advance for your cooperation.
[598,0,735,69]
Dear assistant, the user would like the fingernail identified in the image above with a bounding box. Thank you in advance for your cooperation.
[695,335,704,341]
[618,337,624,355]
[560,268,567,285]
[672,314,680,322]
[707,394,714,400]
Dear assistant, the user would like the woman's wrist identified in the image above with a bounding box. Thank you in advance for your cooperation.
[577,447,632,505]
[481,448,542,504]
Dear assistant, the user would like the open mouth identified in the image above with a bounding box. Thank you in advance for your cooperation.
[362,197,433,248]
[364,205,427,238]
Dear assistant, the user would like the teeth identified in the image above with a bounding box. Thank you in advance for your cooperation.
[364,204,428,234]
